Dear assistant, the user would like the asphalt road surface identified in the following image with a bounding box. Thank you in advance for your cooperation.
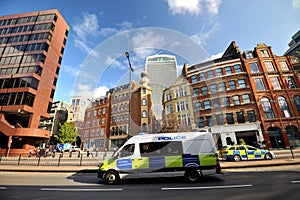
[0,165,300,200]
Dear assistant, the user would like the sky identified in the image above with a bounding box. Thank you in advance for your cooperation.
[1,0,300,103]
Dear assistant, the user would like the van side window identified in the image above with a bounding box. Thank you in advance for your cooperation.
[140,141,183,157]
[119,144,135,158]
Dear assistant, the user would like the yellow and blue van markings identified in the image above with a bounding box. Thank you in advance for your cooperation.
[104,154,217,171]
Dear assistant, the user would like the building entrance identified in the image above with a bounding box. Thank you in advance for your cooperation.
[267,127,286,149]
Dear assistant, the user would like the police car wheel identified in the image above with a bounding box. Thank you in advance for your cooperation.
[104,170,120,185]
[184,169,200,182]
[233,155,241,162]
[265,153,273,160]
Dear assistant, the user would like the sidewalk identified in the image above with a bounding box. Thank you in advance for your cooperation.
[0,158,299,173]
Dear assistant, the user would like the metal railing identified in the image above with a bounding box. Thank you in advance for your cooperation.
[0,151,113,166]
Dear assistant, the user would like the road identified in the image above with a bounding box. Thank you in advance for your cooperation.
[0,165,300,200]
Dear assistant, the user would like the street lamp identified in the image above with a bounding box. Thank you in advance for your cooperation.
[125,52,134,140]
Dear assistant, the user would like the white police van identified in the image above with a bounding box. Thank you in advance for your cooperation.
[97,131,222,184]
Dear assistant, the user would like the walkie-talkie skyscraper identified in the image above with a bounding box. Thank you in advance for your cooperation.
[145,55,178,121]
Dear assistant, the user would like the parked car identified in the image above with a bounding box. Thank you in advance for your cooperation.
[220,145,275,162]
[69,146,81,152]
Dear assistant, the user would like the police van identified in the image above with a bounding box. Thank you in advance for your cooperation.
[97,132,222,184]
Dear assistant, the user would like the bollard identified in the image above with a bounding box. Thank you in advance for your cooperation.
[69,151,72,158]
[58,154,62,166]
[77,151,80,158]
[79,154,83,166]
[37,155,41,166]
[290,146,295,159]
[17,154,22,165]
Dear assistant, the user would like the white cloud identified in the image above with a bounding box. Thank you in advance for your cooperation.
[204,0,222,15]
[167,0,201,15]
[166,0,222,15]
[190,22,220,46]
[72,13,133,54]
[93,86,109,98]
[292,0,300,8]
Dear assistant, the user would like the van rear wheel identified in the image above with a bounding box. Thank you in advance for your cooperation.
[104,170,120,185]
[184,169,200,182]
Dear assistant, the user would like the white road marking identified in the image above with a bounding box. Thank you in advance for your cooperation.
[0,187,7,190]
[291,180,300,184]
[161,184,253,191]
[41,188,123,192]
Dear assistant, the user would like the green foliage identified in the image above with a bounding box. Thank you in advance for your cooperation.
[54,122,78,144]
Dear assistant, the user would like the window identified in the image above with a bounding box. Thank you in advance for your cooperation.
[294,96,300,116]
[245,51,254,59]
[232,95,240,105]
[212,98,220,108]
[261,97,274,119]
[191,75,197,83]
[216,114,224,125]
[210,84,217,93]
[204,100,211,110]
[238,79,246,89]
[143,88,147,94]
[242,94,251,104]
[195,101,201,111]
[285,76,296,88]
[142,123,147,132]
[222,97,230,107]
[142,110,147,118]
[254,78,266,91]
[236,111,245,123]
[265,61,275,72]
[216,68,223,76]
[142,99,147,105]
[260,49,269,57]
[206,116,213,127]
[270,77,281,90]
[201,86,208,95]
[193,88,200,97]
[226,113,234,124]
[234,64,242,73]
[207,70,214,78]
[199,73,205,81]
[278,96,291,118]
[198,117,205,128]
[249,62,260,73]
[228,80,236,90]
[279,61,289,71]
[119,144,135,158]
[225,66,232,75]
[247,110,256,122]
[219,82,226,91]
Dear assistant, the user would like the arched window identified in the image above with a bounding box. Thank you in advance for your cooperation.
[142,123,147,132]
[278,96,291,118]
[261,97,274,119]
[142,99,147,106]
[294,95,300,116]
[142,110,147,118]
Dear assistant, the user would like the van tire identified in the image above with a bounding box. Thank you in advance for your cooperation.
[184,169,200,182]
[104,170,120,185]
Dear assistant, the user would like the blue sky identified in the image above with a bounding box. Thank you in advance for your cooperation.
[1,0,300,102]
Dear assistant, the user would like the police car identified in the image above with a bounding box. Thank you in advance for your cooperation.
[220,145,275,162]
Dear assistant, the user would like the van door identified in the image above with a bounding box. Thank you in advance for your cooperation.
[115,143,136,173]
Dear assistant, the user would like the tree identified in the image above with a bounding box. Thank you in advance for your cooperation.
[54,122,78,144]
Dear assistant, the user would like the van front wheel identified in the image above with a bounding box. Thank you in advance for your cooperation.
[184,169,200,182]
[104,170,120,185]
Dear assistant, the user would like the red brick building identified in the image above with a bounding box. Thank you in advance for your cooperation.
[0,10,69,156]
[183,42,300,149]
[82,96,110,151]
[242,43,300,148]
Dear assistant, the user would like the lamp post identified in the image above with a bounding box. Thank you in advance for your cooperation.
[125,52,134,140]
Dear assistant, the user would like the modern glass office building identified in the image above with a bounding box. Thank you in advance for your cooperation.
[0,9,69,156]
[145,55,178,121]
